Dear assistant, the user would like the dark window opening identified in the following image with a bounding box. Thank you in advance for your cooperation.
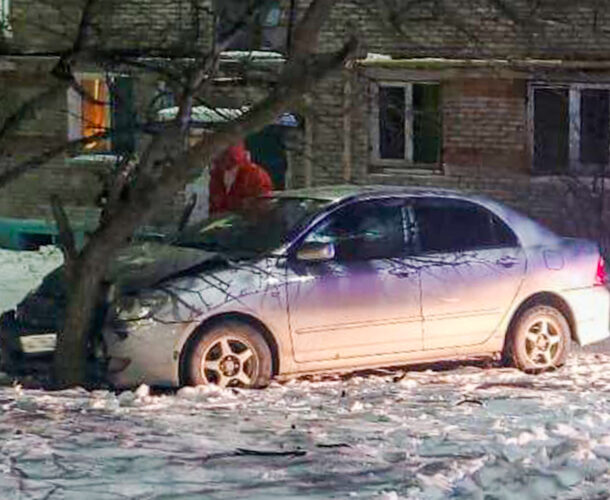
[110,76,136,155]
[580,89,609,165]
[379,86,405,160]
[533,88,569,172]
[413,84,441,163]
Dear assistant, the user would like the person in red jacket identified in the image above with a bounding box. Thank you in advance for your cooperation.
[209,141,273,214]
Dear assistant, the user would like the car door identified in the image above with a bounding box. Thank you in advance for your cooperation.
[286,198,423,363]
[413,197,526,350]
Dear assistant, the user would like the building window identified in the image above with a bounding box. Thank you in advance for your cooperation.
[531,84,610,173]
[68,74,135,155]
[1,0,11,36]
[214,0,286,53]
[371,82,441,165]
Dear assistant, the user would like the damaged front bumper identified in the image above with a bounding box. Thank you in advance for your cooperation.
[102,317,186,388]
[1,300,188,387]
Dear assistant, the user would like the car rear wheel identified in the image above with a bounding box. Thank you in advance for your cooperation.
[187,321,272,388]
[506,305,570,372]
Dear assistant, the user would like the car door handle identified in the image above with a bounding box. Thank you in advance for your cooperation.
[496,256,518,268]
[393,271,414,279]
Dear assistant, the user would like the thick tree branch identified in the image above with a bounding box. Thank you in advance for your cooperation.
[50,194,78,274]
[79,0,351,256]
[88,37,358,257]
[290,0,334,58]
[177,1,270,131]
[0,132,107,189]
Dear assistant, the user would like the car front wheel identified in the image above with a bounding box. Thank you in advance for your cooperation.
[187,321,272,388]
[506,305,570,372]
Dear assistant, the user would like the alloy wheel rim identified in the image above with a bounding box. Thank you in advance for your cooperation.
[524,318,562,368]
[201,336,257,388]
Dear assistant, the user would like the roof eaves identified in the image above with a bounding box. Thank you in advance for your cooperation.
[355,57,610,71]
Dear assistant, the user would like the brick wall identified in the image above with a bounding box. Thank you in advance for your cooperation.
[300,68,610,241]
[6,0,214,55]
[442,78,528,174]
[305,0,610,60]
[4,0,610,241]
[98,0,213,54]
[283,0,610,243]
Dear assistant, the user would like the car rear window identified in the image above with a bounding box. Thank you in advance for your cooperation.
[414,198,518,253]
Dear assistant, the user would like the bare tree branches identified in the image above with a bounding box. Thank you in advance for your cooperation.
[0,133,107,188]
[0,0,100,189]
[90,8,357,255]
[29,0,353,387]
[290,0,335,59]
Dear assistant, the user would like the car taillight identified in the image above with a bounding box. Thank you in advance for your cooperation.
[595,256,607,286]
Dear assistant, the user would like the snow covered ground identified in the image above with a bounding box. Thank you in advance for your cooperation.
[3,248,610,498]
[0,247,63,313]
[2,354,610,499]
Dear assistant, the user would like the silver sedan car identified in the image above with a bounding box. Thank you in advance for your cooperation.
[3,186,610,387]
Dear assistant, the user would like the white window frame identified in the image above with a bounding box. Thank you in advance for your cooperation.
[1,0,12,37]
[528,82,610,173]
[370,81,440,167]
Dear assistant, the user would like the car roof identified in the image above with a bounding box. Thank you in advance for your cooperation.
[272,184,559,248]
[272,184,462,202]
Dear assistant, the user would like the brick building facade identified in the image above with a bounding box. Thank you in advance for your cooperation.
[2,0,610,247]
[300,0,610,247]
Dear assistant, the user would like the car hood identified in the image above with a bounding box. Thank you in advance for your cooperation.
[108,242,222,293]
[14,242,224,328]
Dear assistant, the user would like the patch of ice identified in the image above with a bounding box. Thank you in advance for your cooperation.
[176,384,237,402]
[350,401,364,412]
[366,52,392,61]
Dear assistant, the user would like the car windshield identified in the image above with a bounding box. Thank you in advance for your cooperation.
[174,196,329,257]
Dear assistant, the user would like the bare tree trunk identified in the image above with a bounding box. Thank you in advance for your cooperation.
[53,256,105,387]
[51,206,116,387]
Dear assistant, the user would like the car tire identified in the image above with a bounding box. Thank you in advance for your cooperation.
[506,305,570,372]
[187,321,272,388]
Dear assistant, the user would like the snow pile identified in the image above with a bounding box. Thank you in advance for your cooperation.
[2,354,610,498]
[0,246,63,313]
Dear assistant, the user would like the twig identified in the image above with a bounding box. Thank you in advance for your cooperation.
[235,448,307,457]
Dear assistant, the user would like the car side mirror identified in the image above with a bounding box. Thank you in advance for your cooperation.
[296,241,335,262]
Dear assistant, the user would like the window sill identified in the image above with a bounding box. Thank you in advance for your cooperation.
[370,158,440,168]
[369,160,442,176]
[67,154,121,164]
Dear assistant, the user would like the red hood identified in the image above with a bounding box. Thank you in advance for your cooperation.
[213,143,249,170]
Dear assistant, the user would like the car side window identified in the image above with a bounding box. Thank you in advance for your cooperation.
[413,198,518,253]
[303,200,405,261]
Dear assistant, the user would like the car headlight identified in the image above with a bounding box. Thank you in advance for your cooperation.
[114,289,170,321]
